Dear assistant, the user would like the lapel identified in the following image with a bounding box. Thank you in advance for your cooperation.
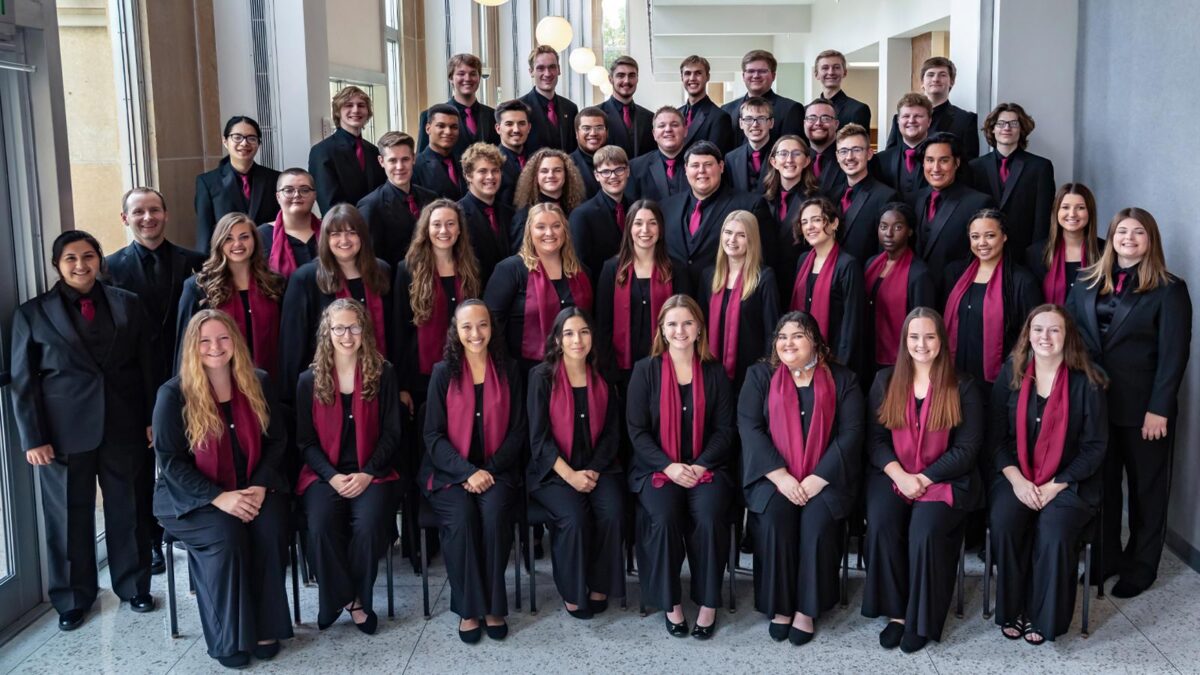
[100,284,127,368]
[999,152,1025,207]
[333,131,367,197]
[983,153,1003,201]
[167,244,190,317]
[453,99,479,144]
[919,188,961,256]
[123,246,151,293]
[688,191,725,254]
[1078,282,1103,352]
[683,101,708,147]
[632,104,648,156]
[1104,287,1144,349]
[247,164,270,217]
[526,92,552,146]
[43,290,90,363]
[844,180,870,228]
[603,99,630,151]
[219,161,249,211]
[650,156,671,198]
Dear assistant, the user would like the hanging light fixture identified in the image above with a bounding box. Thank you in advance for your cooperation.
[568,47,596,73]
[535,16,573,52]
[599,81,614,96]
[473,0,509,5]
[587,65,608,87]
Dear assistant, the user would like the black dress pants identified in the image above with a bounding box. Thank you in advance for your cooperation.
[1094,423,1174,588]
[429,481,519,618]
[752,489,841,619]
[636,477,732,610]
[531,474,626,605]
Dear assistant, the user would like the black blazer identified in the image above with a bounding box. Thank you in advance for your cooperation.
[594,257,690,372]
[569,191,629,286]
[194,159,281,253]
[660,184,778,289]
[887,100,980,158]
[520,89,579,154]
[698,266,781,389]
[838,177,899,262]
[498,145,527,210]
[309,128,387,214]
[625,150,686,204]
[863,251,938,366]
[829,90,871,130]
[769,185,822,297]
[457,192,511,285]
[570,149,601,198]
[412,147,465,201]
[600,96,655,159]
[1066,272,1192,427]
[679,96,735,155]
[871,143,928,204]
[296,363,404,480]
[789,249,865,369]
[151,370,288,519]
[1024,237,1104,296]
[813,145,847,199]
[416,100,500,159]
[391,261,473,400]
[968,148,1055,253]
[738,361,864,517]
[723,144,771,195]
[11,283,155,454]
[356,181,439,268]
[626,356,734,492]
[913,181,996,290]
[173,276,283,374]
[721,90,804,149]
[526,361,621,489]
[942,256,1044,382]
[482,255,589,364]
[987,359,1107,506]
[868,368,984,510]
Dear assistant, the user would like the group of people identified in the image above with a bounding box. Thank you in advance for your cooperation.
[11,44,1191,669]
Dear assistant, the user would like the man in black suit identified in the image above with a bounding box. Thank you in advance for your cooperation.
[885,57,980,158]
[106,187,204,575]
[494,99,533,210]
[912,132,995,290]
[413,104,465,201]
[721,49,804,148]
[457,142,511,284]
[520,45,579,154]
[358,131,438,267]
[570,145,632,284]
[626,106,688,203]
[814,49,871,129]
[724,97,773,194]
[661,141,777,288]
[805,97,846,197]
[678,55,735,155]
[570,107,609,199]
[309,85,387,214]
[416,53,500,159]
[832,124,898,261]
[968,102,1056,254]
[600,56,655,159]
[873,93,933,203]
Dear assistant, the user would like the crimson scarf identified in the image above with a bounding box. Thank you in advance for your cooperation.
[890,384,954,505]
[521,261,593,360]
[218,276,280,377]
[790,243,840,339]
[1043,238,1087,305]
[612,266,672,370]
[445,357,509,462]
[707,270,744,380]
[416,275,463,374]
[652,354,712,488]
[193,383,262,491]
[268,212,320,279]
[945,257,1005,382]
[768,363,836,480]
[548,362,608,461]
[864,249,914,365]
[337,279,387,355]
[1016,359,1069,484]
[296,366,397,494]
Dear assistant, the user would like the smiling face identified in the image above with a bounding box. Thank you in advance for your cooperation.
[1112,217,1149,263]
[906,316,941,365]
[559,315,593,363]
[803,104,838,144]
[57,240,100,293]
[455,303,491,355]
[121,191,168,248]
[576,115,608,153]
[739,104,773,146]
[921,66,953,100]
[775,321,815,369]
[536,157,566,197]
[769,139,810,181]
[992,110,1022,148]
[221,220,257,264]
[466,158,501,200]
[380,144,415,189]
[451,64,480,99]
[680,64,709,98]
[530,52,560,96]
[799,204,836,247]
[721,217,749,260]
[686,153,723,198]
[835,133,872,178]
[878,210,912,254]
[595,161,628,198]
[1029,310,1065,361]
[661,306,700,352]
[427,206,461,253]
[815,56,846,91]
[496,110,531,150]
[530,210,566,257]
[327,225,361,263]
[742,59,775,97]
[198,318,235,371]
[922,142,958,189]
[426,113,461,154]
[653,112,685,154]
[1057,194,1089,233]
[328,308,362,358]
[630,208,660,253]
[969,217,1006,263]
[339,95,370,133]
[898,105,932,145]
[610,64,638,101]
[223,121,260,164]
[276,172,317,216]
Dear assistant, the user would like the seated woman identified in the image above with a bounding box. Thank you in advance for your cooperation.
[627,295,735,640]
[788,197,864,369]
[862,202,936,376]
[295,299,403,634]
[153,310,292,669]
[419,300,526,643]
[527,307,625,619]
[988,305,1107,643]
[739,311,864,645]
[259,168,321,279]
[861,307,983,654]
[177,212,284,377]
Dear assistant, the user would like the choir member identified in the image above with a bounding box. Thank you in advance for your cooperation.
[417,53,500,157]
[600,56,656,159]
[863,203,937,374]
[678,55,735,155]
[195,116,280,254]
[804,98,846,198]
[625,106,688,203]
[413,104,465,201]
[527,308,625,618]
[814,50,871,129]
[761,135,821,291]
[862,307,984,653]
[740,311,864,644]
[308,86,386,213]
[420,300,526,643]
[724,97,773,194]
[260,169,321,278]
[987,305,1108,643]
[833,124,899,261]
[357,131,438,268]
[570,107,609,198]
[521,45,579,154]
[788,197,865,369]
[942,209,1043,386]
[1067,208,1192,598]
[12,231,155,630]
[176,212,284,378]
[457,142,513,284]
[570,145,632,285]
[722,50,805,148]
[495,99,533,210]
[872,93,931,203]
[1026,183,1103,305]
[153,310,291,667]
[627,295,735,639]
[969,103,1056,253]
[509,148,586,252]
[885,58,980,159]
[296,300,402,634]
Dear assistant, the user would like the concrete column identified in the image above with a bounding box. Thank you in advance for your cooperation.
[879,37,913,146]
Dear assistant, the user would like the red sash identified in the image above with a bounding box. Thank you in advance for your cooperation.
[521,261,593,360]
[1015,359,1069,484]
[296,366,397,494]
[337,280,387,354]
[767,363,836,480]
[193,384,262,491]
[268,212,320,279]
[890,384,954,505]
[863,249,913,365]
[218,276,280,377]
[446,357,509,462]
[548,362,608,461]
[790,243,840,339]
[1043,238,1087,305]
[612,267,671,370]
[945,257,1005,382]
[416,276,463,375]
[652,355,712,488]
[707,271,744,380]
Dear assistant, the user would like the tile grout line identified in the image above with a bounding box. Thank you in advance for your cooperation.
[1103,594,1184,674]
[402,578,448,674]
[3,626,57,675]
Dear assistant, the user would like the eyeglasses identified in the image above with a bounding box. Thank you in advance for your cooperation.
[227,133,260,146]
[331,324,364,337]
[740,116,772,126]
[993,120,1021,130]
[596,167,628,178]
[835,146,867,158]
[773,150,808,161]
[579,125,606,134]
[803,115,836,124]
[277,186,316,197]
[743,68,771,77]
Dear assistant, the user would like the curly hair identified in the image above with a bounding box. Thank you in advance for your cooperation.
[178,310,270,452]
[197,212,284,308]
[766,311,833,369]
[1007,304,1107,391]
[310,299,385,404]
[513,148,585,211]
[316,204,390,296]
[404,199,481,324]
[443,299,510,381]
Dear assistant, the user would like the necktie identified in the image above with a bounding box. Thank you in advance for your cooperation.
[1000,156,1011,184]
[751,150,762,174]
[517,154,527,170]
[547,100,558,127]
[623,104,632,128]
[443,158,459,187]
[812,153,823,178]
[464,106,478,136]
[665,158,676,180]
[239,174,251,202]
[79,297,95,323]
[355,137,366,171]
[688,200,703,236]
[841,186,853,215]
[407,194,419,219]
[904,148,917,174]
[615,201,626,230]
[685,106,694,128]
[779,190,789,222]
[484,206,499,236]
[1115,271,1128,294]
[926,190,941,222]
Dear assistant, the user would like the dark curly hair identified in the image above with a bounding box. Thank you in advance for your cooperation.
[766,311,834,368]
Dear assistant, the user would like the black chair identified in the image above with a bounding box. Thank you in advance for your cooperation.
[524,492,629,614]
[634,501,739,616]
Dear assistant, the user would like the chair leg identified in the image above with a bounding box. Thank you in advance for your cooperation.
[421,529,431,620]
[956,536,966,618]
[1095,505,1105,599]
[856,532,864,570]
[529,523,539,615]
[386,540,395,619]
[840,522,850,608]
[166,542,179,638]
[727,523,737,613]
[290,538,301,625]
[299,534,313,586]
[1082,542,1092,638]
[513,523,523,612]
[187,556,196,595]
[983,527,992,620]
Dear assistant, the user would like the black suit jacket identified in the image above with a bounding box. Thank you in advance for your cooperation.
[828,90,872,130]
[357,181,439,267]
[942,257,1045,380]
[838,177,899,262]
[913,181,995,290]
[626,151,686,203]
[871,143,928,204]
[813,145,847,198]
[787,249,865,368]
[600,97,655,159]
[412,147,465,201]
[194,159,281,253]
[698,266,782,389]
[723,144,770,195]
[498,145,527,210]
[660,183,779,289]
[569,191,629,286]
[887,100,980,158]
[520,89,579,154]
[968,148,1055,253]
[680,96,735,155]
[416,99,500,159]
[458,192,512,285]
[308,128,386,214]
[570,149,601,198]
[721,89,804,149]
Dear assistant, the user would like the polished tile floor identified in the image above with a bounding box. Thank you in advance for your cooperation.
[2,542,1198,674]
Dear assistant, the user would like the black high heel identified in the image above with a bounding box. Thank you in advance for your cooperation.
[564,602,593,620]
[317,607,344,631]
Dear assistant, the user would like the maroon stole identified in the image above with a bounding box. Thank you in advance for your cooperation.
[268,212,320,279]
[1043,238,1087,305]
[863,249,914,365]
[416,275,463,375]
[890,384,954,505]
[337,280,387,354]
[193,383,262,491]
[612,267,672,370]
[548,362,608,461]
[789,243,840,339]
[218,277,280,377]
[446,357,509,463]
[652,354,712,488]
[296,366,397,494]
[707,271,745,380]
[521,261,594,360]
[768,363,836,480]
[1016,359,1069,484]
[945,257,1005,382]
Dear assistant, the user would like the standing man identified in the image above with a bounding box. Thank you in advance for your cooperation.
[804,97,846,197]
[912,132,994,290]
[520,45,579,154]
[873,93,933,203]
[678,55,735,155]
[494,99,533,210]
[570,107,610,199]
[832,124,898,261]
[600,56,655,159]
[721,49,804,148]
[813,49,871,129]
[309,85,386,213]
[458,142,512,285]
[626,106,688,203]
[358,131,438,267]
[886,57,979,158]
[417,53,500,158]
[724,97,774,194]
[570,145,632,284]
[413,104,465,200]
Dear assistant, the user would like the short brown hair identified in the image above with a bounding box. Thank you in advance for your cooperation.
[593,145,628,168]
[376,131,415,153]
[122,187,167,213]
[610,55,638,72]
[331,85,373,125]
[447,53,482,78]
[653,106,684,125]
[460,142,504,175]
[528,45,559,69]
[679,55,710,75]
[895,92,933,115]
[812,49,847,76]
[741,50,777,73]
[575,106,607,129]
[920,56,957,81]
[739,96,771,116]
[982,102,1036,149]
[835,123,870,144]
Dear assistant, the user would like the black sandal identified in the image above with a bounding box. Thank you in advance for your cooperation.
[1001,618,1025,640]
[1022,625,1046,645]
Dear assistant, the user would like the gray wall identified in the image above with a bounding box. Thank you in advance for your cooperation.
[1075,0,1200,562]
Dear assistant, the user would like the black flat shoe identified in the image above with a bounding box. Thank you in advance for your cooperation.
[1111,578,1146,598]
[768,621,790,642]
[251,641,281,660]
[565,602,593,620]
[129,593,155,613]
[879,621,905,649]
[353,607,378,635]
[150,546,166,575]
[58,609,85,632]
[216,652,251,669]
[665,614,689,638]
[485,620,509,641]
[459,619,483,644]
[900,631,929,653]
[788,625,814,645]
[691,617,717,640]
[588,597,609,615]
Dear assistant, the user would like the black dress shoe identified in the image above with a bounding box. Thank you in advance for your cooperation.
[565,602,593,620]
[129,593,155,613]
[768,621,790,642]
[879,621,905,649]
[588,597,609,615]
[354,608,379,635]
[788,625,814,645]
[900,631,929,653]
[485,620,509,641]
[58,609,86,631]
[150,546,166,575]
[251,641,281,660]
[1111,578,1146,599]
[665,614,690,638]
[216,652,251,669]
[458,619,483,644]
[691,617,717,640]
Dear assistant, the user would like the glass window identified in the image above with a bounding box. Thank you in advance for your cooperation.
[329,80,378,143]
[601,0,628,67]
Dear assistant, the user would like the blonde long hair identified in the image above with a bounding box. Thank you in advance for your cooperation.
[1079,207,1174,295]
[179,310,270,452]
[310,299,385,404]
[710,210,763,301]
[518,202,584,277]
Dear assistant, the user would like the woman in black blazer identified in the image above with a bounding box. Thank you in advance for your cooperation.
[1066,207,1192,598]
[987,305,1108,643]
[527,308,625,618]
[862,307,983,653]
[863,202,937,375]
[154,310,292,668]
[177,213,285,379]
[761,136,821,294]
[195,116,281,253]
[420,300,526,643]
[788,197,864,369]
[296,300,402,634]
[508,148,586,252]
[627,295,735,640]
[739,311,863,645]
[259,168,321,279]
[11,231,155,630]
[1025,183,1103,305]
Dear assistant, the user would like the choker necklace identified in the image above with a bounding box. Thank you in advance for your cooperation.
[791,358,818,378]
